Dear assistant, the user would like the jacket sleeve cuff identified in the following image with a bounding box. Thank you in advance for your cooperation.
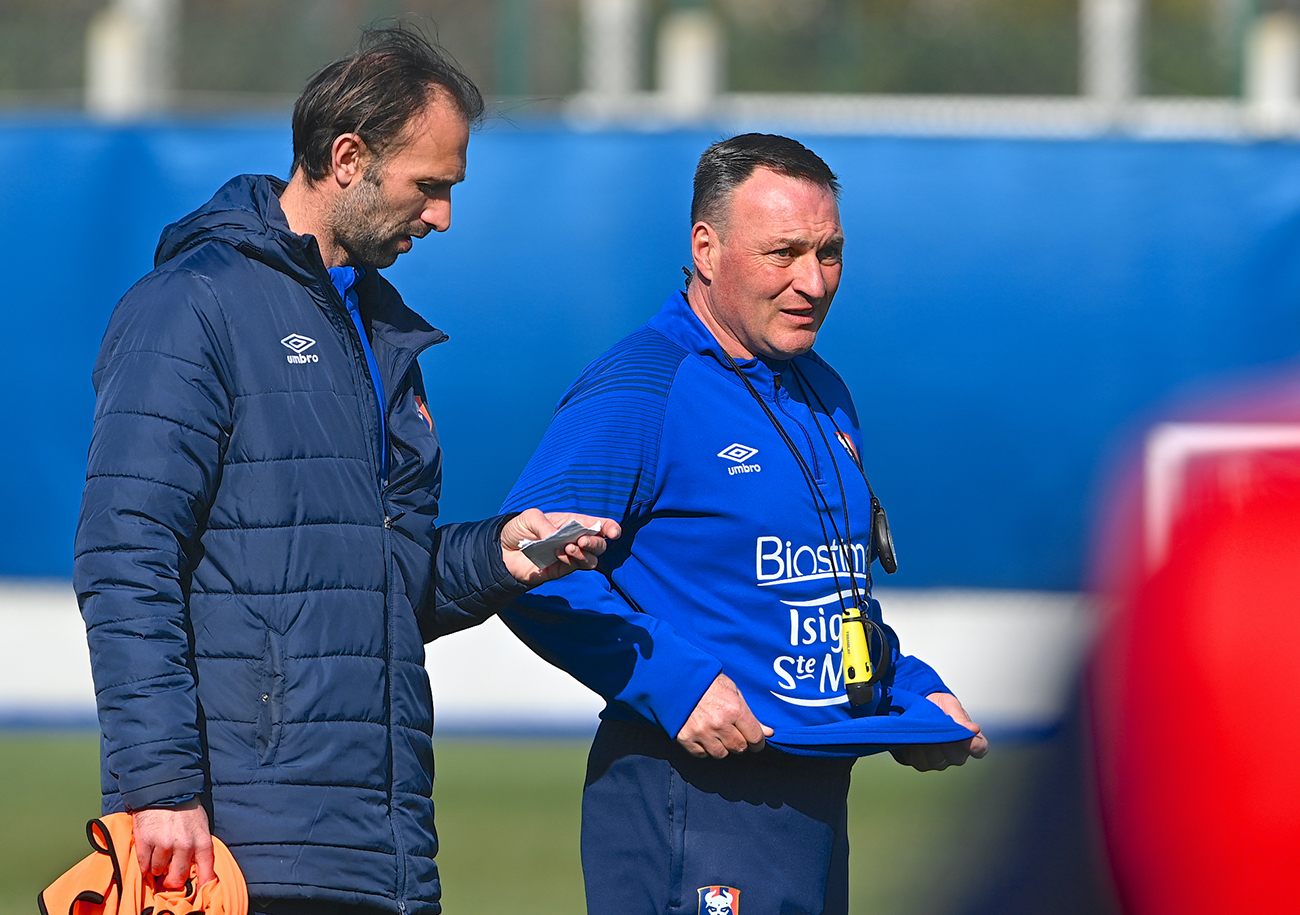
[423,513,529,639]
[121,774,207,813]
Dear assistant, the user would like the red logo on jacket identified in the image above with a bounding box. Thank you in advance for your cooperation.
[413,393,433,431]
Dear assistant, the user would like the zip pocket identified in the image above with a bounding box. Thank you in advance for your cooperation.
[255,628,284,764]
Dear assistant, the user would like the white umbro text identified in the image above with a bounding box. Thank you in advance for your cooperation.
[282,334,319,364]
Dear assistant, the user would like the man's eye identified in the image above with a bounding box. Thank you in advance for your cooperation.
[820,248,843,264]
[772,248,794,258]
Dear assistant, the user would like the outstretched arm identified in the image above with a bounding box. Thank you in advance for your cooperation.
[419,510,621,640]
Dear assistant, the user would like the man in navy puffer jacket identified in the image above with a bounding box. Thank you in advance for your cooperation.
[73,26,615,915]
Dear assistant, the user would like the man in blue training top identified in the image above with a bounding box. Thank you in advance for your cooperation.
[75,25,616,915]
[500,133,988,914]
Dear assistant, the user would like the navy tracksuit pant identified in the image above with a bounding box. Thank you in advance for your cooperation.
[581,719,856,915]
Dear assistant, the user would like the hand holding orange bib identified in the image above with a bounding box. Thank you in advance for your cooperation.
[40,813,247,915]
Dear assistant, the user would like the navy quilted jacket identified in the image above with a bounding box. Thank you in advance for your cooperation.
[74,174,525,914]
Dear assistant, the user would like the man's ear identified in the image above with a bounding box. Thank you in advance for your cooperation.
[691,221,719,284]
[330,133,368,189]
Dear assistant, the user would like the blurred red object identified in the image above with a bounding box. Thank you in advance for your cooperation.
[1090,413,1300,913]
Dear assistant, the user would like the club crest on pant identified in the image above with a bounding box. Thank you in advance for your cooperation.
[698,885,740,915]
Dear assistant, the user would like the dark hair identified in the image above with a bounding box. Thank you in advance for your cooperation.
[291,24,484,182]
[691,133,840,230]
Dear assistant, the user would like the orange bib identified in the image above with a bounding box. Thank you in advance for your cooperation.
[40,813,247,915]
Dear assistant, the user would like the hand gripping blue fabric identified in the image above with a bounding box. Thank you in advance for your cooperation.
[766,688,979,758]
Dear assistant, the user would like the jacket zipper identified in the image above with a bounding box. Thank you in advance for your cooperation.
[324,268,445,910]
[358,316,442,912]
[773,372,823,482]
[320,276,410,902]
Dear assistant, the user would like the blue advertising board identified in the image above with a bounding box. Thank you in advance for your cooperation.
[5,116,1300,588]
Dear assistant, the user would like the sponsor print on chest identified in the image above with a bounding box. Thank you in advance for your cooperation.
[761,541,866,708]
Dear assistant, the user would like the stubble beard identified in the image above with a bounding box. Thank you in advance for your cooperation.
[329,170,408,269]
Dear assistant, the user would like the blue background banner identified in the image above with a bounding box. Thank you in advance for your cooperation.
[6,117,1300,588]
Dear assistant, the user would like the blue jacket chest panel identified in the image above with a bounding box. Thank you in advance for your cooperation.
[635,354,875,723]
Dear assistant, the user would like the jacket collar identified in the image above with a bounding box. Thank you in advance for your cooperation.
[158,174,448,387]
[154,175,323,286]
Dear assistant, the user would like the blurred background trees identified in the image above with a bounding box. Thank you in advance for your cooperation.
[0,0,1276,112]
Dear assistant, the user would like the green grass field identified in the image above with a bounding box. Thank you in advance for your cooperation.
[0,732,1047,915]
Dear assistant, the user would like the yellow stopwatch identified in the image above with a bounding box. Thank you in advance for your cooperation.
[841,603,890,706]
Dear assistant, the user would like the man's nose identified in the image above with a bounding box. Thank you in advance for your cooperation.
[792,254,827,299]
[422,196,452,233]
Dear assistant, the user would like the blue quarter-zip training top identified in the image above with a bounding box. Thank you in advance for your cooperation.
[501,292,975,756]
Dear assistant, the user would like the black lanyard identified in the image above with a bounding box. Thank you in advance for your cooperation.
[720,350,869,612]
[789,362,897,576]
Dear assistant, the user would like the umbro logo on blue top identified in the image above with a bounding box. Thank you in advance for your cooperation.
[717,443,758,463]
[281,334,319,364]
[718,443,761,476]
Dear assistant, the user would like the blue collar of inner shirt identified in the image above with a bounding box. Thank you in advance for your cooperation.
[328,264,365,300]
[327,265,388,482]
